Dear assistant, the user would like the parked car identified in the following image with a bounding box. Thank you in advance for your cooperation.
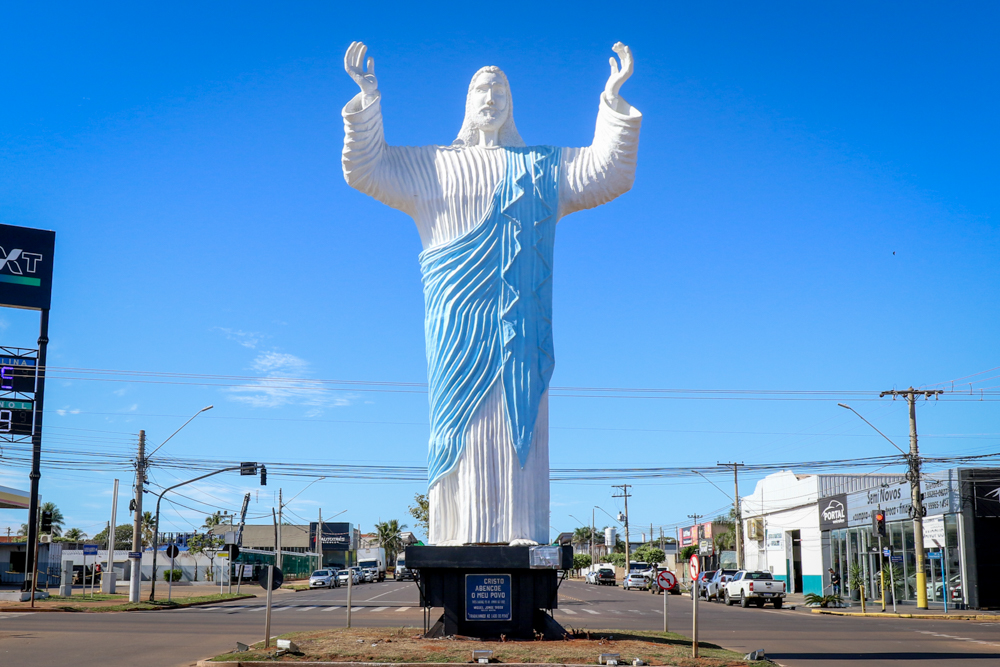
[623,572,650,591]
[309,569,339,589]
[595,567,616,586]
[724,570,786,608]
[362,567,376,583]
[350,566,365,584]
[706,569,739,601]
[336,568,362,586]
[584,570,598,584]
[695,570,715,598]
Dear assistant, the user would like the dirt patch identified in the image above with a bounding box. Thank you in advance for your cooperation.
[210,627,747,665]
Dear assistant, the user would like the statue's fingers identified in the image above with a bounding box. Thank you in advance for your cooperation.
[345,42,358,71]
[358,43,368,71]
[367,56,375,75]
[621,45,634,77]
[612,41,625,54]
[609,56,619,78]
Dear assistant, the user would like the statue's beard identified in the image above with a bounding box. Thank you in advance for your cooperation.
[472,108,506,133]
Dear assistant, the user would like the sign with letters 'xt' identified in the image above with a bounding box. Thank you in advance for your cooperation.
[465,574,512,621]
[0,223,55,311]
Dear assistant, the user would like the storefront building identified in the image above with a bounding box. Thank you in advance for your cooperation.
[742,467,1000,608]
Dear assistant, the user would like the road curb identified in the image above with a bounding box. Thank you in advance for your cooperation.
[810,608,1000,621]
[0,593,257,614]
[199,662,667,667]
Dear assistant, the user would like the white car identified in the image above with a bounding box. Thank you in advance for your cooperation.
[309,569,338,589]
[623,573,649,591]
[363,567,376,583]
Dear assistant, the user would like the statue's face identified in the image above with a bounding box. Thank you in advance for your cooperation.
[469,71,509,133]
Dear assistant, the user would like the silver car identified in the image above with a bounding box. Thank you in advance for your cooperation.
[309,569,337,589]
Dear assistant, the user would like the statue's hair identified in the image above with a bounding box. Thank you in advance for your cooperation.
[453,66,526,147]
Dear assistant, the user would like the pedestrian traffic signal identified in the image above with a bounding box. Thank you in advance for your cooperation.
[260,465,267,486]
[40,510,52,533]
[874,510,886,537]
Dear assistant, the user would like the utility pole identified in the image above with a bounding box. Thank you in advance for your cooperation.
[612,484,632,577]
[276,488,283,573]
[129,431,146,603]
[590,507,595,567]
[719,462,745,569]
[880,387,941,610]
[318,508,324,570]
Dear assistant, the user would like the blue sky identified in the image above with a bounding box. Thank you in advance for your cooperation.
[0,2,997,542]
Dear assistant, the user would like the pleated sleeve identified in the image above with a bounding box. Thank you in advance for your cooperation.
[341,92,435,217]
[559,94,642,217]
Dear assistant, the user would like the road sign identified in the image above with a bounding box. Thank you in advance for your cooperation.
[928,551,943,559]
[164,544,180,559]
[259,566,283,590]
[83,544,98,555]
[240,461,258,476]
[465,573,512,621]
[223,544,240,560]
[883,547,892,557]
[128,552,142,559]
[689,554,700,580]
[657,570,677,591]
[890,554,903,563]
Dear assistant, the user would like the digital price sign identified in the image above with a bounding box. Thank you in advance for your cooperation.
[0,399,33,436]
[0,356,37,393]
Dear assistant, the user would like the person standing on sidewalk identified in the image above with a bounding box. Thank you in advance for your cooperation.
[829,568,841,596]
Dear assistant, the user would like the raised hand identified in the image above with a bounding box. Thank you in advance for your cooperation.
[345,41,378,102]
[604,42,634,111]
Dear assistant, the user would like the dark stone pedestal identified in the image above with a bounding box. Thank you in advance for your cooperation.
[408,545,572,640]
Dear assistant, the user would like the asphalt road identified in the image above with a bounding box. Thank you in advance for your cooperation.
[1,579,998,666]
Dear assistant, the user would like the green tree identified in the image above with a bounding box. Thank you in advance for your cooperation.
[407,494,429,538]
[187,532,224,582]
[633,546,665,565]
[93,523,135,550]
[602,552,627,568]
[679,545,698,560]
[572,553,592,573]
[62,528,86,541]
[572,526,594,546]
[375,519,408,565]
[141,511,155,548]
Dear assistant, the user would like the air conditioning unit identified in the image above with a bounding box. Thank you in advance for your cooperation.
[40,534,52,543]
[746,519,764,541]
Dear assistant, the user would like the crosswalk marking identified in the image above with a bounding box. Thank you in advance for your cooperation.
[299,606,318,611]
[371,607,389,613]
[583,608,601,615]
[324,606,342,612]
[351,606,364,612]
[395,607,409,612]
[559,609,578,615]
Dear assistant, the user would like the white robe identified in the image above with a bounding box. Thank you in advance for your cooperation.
[342,91,641,545]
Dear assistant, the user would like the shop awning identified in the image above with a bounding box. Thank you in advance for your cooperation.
[0,485,30,509]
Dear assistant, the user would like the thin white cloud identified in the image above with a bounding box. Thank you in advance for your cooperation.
[214,327,268,349]
[226,351,353,411]
[55,407,82,416]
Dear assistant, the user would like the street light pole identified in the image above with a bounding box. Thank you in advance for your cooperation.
[148,466,243,601]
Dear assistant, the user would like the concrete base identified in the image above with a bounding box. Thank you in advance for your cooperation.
[100,572,118,594]
[408,545,572,640]
[0,591,50,602]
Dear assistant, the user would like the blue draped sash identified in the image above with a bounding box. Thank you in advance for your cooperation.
[420,146,560,487]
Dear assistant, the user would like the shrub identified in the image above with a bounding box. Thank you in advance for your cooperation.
[163,568,183,582]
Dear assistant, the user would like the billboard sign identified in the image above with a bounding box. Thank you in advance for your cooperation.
[0,224,55,311]
[309,522,353,551]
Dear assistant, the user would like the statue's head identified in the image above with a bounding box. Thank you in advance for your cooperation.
[453,67,525,147]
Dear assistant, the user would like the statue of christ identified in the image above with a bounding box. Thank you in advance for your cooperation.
[342,41,641,546]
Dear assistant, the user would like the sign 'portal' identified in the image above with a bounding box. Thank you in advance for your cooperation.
[466,574,512,621]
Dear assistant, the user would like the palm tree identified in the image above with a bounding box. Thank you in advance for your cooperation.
[572,526,593,546]
[141,511,155,548]
[40,502,65,536]
[63,528,86,541]
[374,519,408,565]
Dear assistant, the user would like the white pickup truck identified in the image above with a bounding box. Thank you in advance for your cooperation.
[723,570,786,608]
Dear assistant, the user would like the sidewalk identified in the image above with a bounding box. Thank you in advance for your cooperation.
[807,596,1000,621]
[0,582,264,612]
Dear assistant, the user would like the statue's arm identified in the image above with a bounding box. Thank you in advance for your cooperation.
[341,42,427,214]
[559,44,642,218]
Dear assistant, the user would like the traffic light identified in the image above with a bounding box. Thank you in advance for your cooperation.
[40,510,53,533]
[260,465,267,486]
[873,510,886,537]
